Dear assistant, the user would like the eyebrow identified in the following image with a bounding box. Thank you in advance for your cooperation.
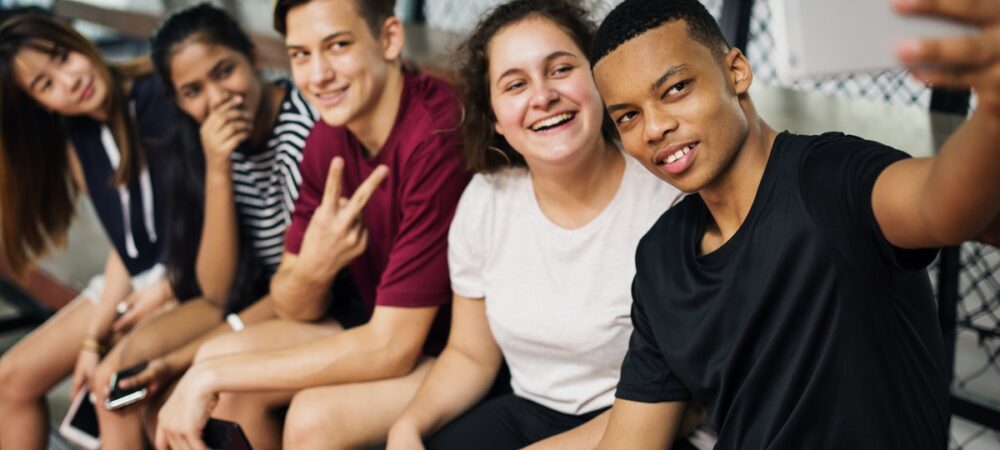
[606,64,689,113]
[285,31,352,51]
[495,51,578,87]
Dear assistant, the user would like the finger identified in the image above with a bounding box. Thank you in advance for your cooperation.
[113,308,141,332]
[898,35,998,67]
[118,368,152,390]
[910,66,980,87]
[155,426,170,450]
[343,165,389,219]
[320,157,346,211]
[71,374,84,399]
[893,0,1000,25]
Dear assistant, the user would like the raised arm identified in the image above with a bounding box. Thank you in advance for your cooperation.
[596,399,686,450]
[386,294,503,449]
[194,95,251,304]
[270,158,387,321]
[874,0,1000,249]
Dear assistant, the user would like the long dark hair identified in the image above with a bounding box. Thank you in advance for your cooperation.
[151,3,268,311]
[0,14,149,274]
[456,0,617,173]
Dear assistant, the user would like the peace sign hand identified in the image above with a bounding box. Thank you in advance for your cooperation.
[297,157,389,281]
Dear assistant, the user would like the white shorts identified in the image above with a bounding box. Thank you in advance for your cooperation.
[80,263,166,305]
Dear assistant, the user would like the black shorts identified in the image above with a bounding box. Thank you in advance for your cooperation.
[425,394,606,450]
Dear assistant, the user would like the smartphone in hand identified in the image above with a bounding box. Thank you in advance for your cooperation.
[203,418,253,450]
[59,388,100,450]
[771,0,973,80]
[105,361,149,410]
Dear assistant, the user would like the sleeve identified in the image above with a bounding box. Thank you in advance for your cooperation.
[616,278,692,403]
[800,134,938,271]
[447,176,490,299]
[283,127,330,255]
[374,131,472,308]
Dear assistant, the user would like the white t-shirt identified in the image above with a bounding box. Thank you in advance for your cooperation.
[448,153,682,415]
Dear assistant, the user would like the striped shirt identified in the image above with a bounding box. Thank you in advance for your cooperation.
[230,79,318,270]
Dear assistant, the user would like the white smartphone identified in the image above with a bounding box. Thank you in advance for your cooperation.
[770,0,974,81]
[59,389,100,450]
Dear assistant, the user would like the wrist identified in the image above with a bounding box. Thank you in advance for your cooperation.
[80,336,106,355]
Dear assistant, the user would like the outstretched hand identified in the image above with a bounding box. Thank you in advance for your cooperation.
[895,0,1000,113]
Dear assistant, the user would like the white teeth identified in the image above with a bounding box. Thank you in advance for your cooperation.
[530,113,573,131]
[664,144,694,165]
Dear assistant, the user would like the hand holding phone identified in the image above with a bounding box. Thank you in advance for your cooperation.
[771,0,974,80]
[105,361,149,410]
[60,389,100,450]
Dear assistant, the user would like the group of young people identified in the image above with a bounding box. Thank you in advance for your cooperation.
[0,0,998,448]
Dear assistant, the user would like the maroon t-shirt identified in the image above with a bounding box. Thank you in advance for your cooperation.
[285,71,469,352]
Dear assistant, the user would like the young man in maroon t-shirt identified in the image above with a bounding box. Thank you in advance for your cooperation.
[153,0,470,448]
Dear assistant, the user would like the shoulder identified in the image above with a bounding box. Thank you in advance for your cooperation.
[402,72,461,132]
[637,194,700,259]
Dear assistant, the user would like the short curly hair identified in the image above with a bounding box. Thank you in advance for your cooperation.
[590,0,729,66]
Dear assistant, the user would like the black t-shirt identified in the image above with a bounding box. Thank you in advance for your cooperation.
[621,132,949,449]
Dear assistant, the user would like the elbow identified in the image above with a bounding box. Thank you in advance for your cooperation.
[922,211,987,247]
[376,337,424,379]
[277,304,326,323]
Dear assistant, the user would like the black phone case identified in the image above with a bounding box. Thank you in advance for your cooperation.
[202,418,253,450]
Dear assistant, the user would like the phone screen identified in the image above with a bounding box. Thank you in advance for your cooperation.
[69,393,100,438]
[106,361,149,410]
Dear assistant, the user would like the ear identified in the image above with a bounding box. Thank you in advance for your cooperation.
[380,16,405,62]
[724,47,753,95]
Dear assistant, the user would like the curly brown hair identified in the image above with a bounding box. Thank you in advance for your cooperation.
[457,0,617,173]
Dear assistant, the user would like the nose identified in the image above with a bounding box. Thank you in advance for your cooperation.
[643,106,679,147]
[309,54,335,87]
[528,80,559,110]
[206,83,230,111]
[56,70,81,94]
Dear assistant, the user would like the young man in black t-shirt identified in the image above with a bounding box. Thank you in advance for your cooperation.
[589,0,1000,448]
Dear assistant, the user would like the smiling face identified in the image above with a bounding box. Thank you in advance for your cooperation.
[284,0,400,128]
[13,42,108,119]
[168,38,262,124]
[487,17,606,168]
[594,20,752,193]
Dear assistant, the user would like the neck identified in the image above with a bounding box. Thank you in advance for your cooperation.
[530,137,625,229]
[249,83,283,147]
[348,65,405,156]
[699,112,777,242]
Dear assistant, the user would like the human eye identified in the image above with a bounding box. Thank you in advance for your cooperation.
[215,62,235,79]
[180,86,200,99]
[504,79,526,92]
[615,111,637,126]
[39,78,53,92]
[663,80,691,98]
[288,49,308,63]
[328,39,352,53]
[551,64,573,77]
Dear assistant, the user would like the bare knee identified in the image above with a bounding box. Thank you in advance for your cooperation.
[0,352,47,402]
[284,391,358,450]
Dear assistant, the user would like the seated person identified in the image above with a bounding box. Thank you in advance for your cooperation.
[386,1,708,449]
[154,0,470,448]
[588,0,1000,448]
[0,14,189,450]
[90,5,321,448]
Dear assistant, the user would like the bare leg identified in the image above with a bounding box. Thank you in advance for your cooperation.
[94,298,222,450]
[283,357,435,450]
[0,296,96,450]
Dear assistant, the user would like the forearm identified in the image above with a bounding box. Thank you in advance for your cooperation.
[595,400,684,450]
[923,111,1000,243]
[88,252,132,340]
[269,257,335,321]
[196,320,417,393]
[195,170,239,304]
[397,347,500,438]
[526,411,610,450]
[162,297,277,373]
